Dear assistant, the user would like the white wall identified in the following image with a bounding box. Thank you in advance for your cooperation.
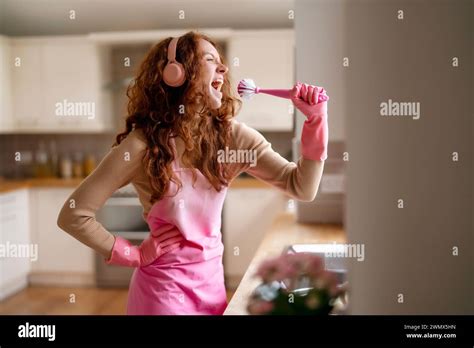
[295,0,346,141]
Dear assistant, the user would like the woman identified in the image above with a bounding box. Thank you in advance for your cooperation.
[57,31,328,315]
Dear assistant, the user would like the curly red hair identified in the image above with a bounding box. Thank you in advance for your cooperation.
[114,31,241,204]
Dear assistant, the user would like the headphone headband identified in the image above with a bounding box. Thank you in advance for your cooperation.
[167,37,179,63]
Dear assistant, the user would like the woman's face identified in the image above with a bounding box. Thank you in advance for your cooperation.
[198,39,228,110]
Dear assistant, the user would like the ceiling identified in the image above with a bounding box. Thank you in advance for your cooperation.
[0,0,295,36]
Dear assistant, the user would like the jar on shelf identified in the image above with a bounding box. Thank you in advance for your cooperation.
[59,154,73,179]
[72,152,84,178]
[34,141,50,178]
[83,153,97,177]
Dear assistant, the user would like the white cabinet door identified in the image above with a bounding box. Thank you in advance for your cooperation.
[42,42,95,129]
[228,30,294,131]
[30,188,94,274]
[0,189,31,300]
[0,36,13,131]
[41,41,112,132]
[10,41,43,131]
[10,37,112,133]
[223,188,286,288]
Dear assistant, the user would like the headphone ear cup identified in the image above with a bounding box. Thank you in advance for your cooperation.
[163,62,186,87]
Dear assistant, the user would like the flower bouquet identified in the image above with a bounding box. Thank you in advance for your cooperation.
[247,253,348,315]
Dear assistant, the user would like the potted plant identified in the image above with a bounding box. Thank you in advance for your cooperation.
[247,253,348,315]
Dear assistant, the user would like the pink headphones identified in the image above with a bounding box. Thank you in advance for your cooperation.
[163,37,186,87]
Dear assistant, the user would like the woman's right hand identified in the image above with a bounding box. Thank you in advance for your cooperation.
[139,230,184,266]
[105,231,184,268]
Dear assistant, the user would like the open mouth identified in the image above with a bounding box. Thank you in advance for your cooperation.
[211,80,223,92]
[208,78,224,108]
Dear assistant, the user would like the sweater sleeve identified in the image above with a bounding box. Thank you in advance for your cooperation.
[57,129,148,258]
[229,120,324,202]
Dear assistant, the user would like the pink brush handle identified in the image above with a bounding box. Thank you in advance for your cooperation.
[256,88,291,99]
[257,88,328,102]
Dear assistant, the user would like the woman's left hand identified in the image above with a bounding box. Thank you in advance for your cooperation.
[291,82,329,161]
[291,82,328,120]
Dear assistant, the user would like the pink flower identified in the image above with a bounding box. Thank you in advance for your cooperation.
[248,300,274,315]
[256,253,327,283]
[255,258,282,283]
[306,255,325,277]
[286,253,311,273]
[276,254,301,279]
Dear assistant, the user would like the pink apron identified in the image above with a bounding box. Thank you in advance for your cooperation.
[126,136,228,315]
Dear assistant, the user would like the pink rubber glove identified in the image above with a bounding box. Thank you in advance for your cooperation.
[105,230,184,267]
[291,82,329,161]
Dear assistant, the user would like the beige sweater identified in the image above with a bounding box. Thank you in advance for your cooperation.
[57,119,324,259]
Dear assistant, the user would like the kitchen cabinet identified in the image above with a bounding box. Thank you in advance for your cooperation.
[28,188,95,285]
[0,189,30,301]
[9,37,113,133]
[223,187,287,289]
[4,29,294,133]
[41,40,113,131]
[9,40,42,130]
[228,30,294,132]
[0,187,96,295]
[0,36,13,131]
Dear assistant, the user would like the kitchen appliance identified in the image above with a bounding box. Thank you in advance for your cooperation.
[95,183,149,287]
[292,138,346,224]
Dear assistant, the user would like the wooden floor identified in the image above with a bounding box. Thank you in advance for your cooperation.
[0,286,235,315]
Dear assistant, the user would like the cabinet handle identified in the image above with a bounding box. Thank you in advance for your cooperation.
[0,213,17,222]
[0,195,17,205]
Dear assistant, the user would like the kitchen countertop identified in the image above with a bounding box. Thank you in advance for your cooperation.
[0,176,269,194]
[224,211,346,315]
[229,176,271,189]
[0,177,85,193]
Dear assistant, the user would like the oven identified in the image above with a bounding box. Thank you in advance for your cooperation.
[95,184,149,287]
